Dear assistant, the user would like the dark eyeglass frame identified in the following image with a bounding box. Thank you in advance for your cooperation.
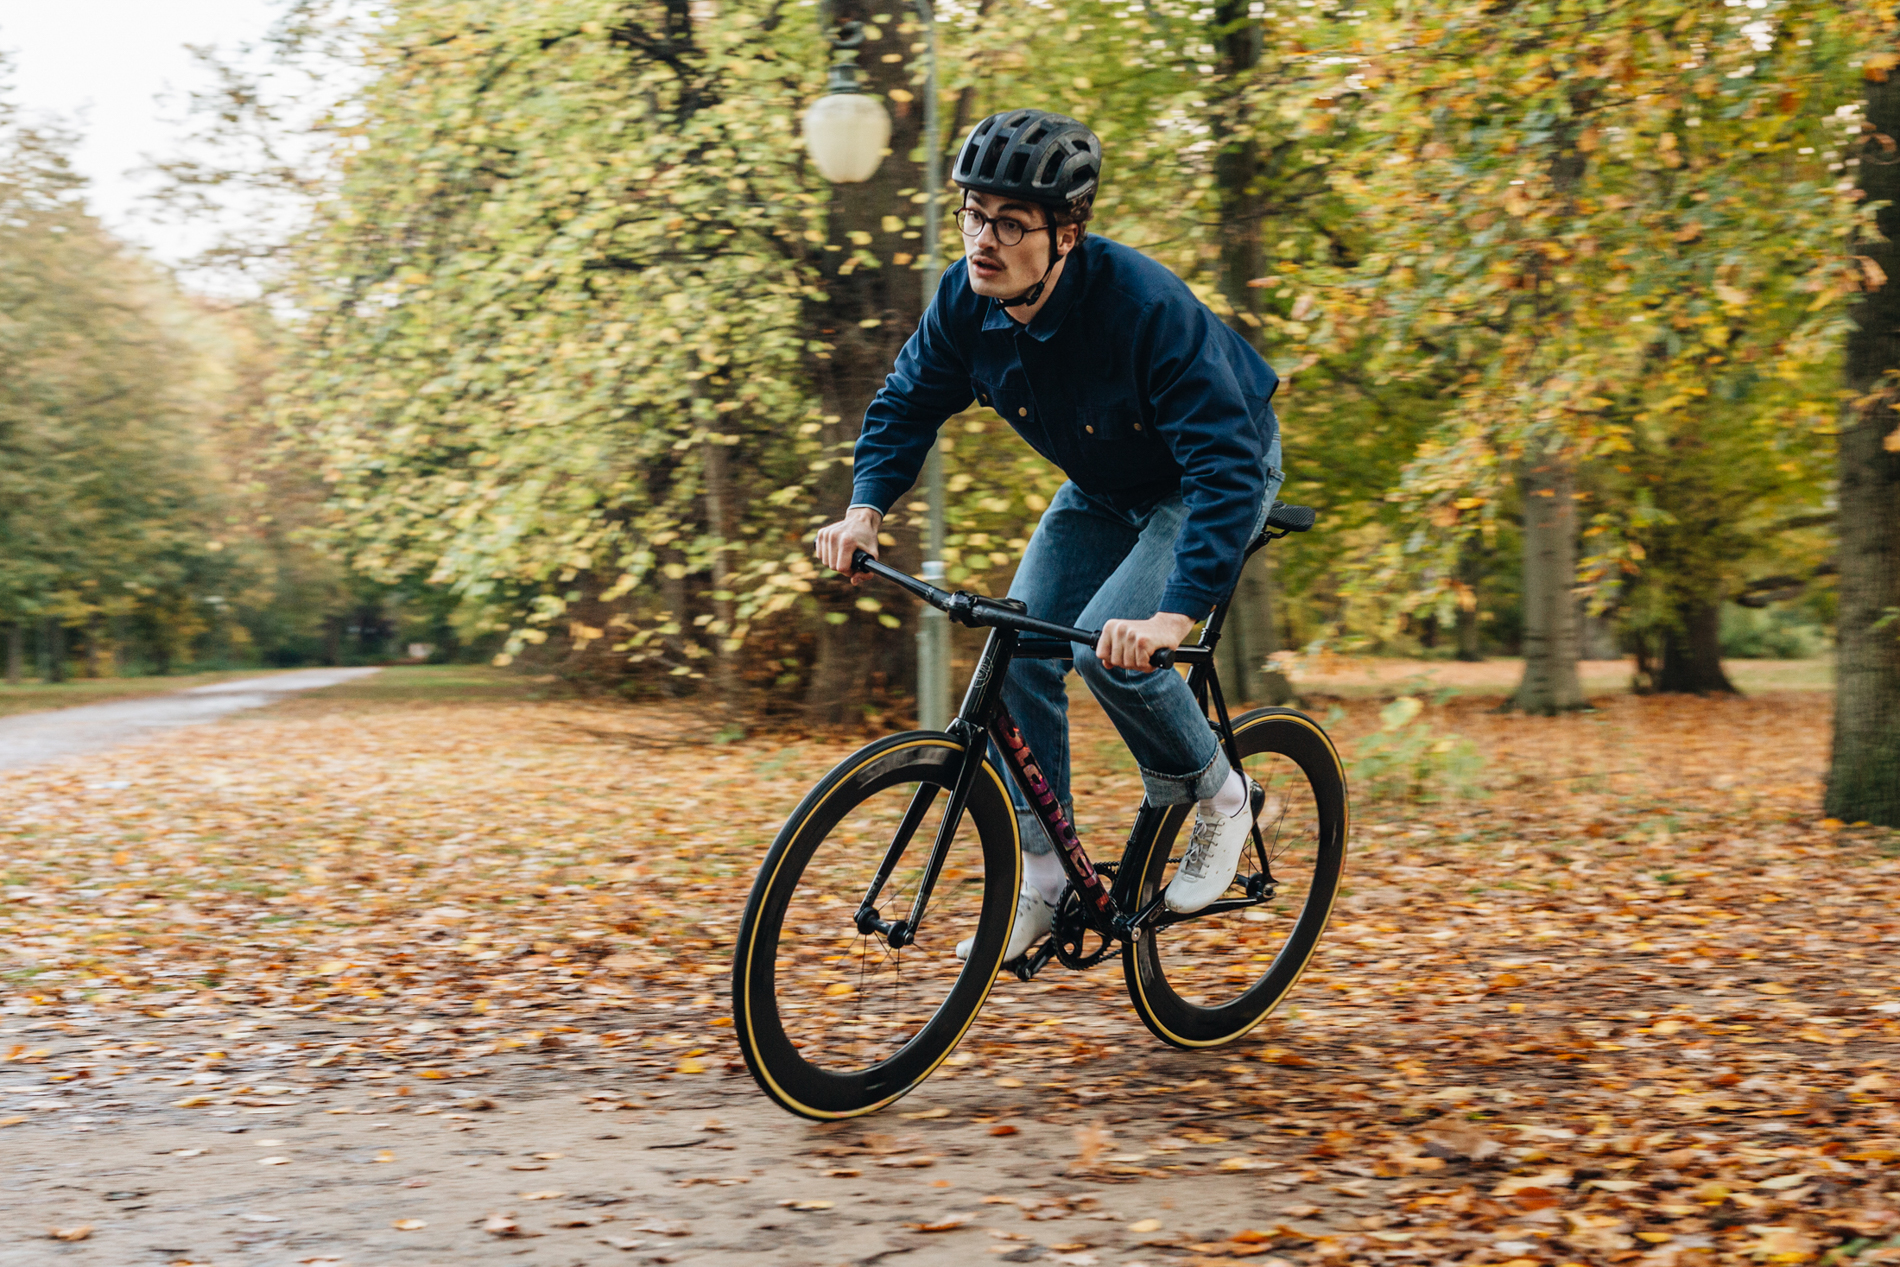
[954,206,1054,248]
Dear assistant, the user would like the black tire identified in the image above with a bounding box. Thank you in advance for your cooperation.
[1122,708,1347,1048]
[732,732,1022,1119]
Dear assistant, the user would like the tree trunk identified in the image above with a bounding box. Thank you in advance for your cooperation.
[1828,63,1900,826]
[660,546,691,698]
[1216,551,1293,706]
[1203,0,1291,708]
[1508,443,1587,714]
[86,612,107,679]
[1654,597,1737,695]
[4,623,20,685]
[803,0,927,726]
[1455,532,1485,662]
[44,617,66,684]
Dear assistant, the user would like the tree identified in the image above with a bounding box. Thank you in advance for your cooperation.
[0,87,256,679]
[1827,28,1900,827]
[1293,0,1862,701]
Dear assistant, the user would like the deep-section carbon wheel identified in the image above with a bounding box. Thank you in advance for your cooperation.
[732,732,1021,1119]
[1123,708,1347,1048]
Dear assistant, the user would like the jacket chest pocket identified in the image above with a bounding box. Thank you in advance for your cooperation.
[1077,396,1167,472]
[974,377,1057,458]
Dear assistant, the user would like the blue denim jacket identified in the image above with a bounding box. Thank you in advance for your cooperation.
[849,234,1280,616]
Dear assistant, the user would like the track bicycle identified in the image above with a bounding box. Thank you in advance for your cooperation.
[732,503,1348,1120]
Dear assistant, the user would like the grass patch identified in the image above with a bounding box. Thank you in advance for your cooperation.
[257,664,548,713]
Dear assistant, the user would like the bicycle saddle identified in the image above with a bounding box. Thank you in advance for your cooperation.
[1265,502,1316,533]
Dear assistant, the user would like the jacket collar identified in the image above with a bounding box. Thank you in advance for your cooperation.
[978,239,1088,341]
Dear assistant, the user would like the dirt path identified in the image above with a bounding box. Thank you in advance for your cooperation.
[0,1010,1393,1267]
[0,669,380,773]
[0,670,1895,1265]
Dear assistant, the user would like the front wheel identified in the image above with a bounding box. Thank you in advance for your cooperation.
[731,732,1022,1119]
[1122,708,1347,1048]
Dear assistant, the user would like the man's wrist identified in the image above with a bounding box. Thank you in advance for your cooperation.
[845,504,884,528]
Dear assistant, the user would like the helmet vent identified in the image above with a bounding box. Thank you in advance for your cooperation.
[977,137,1006,180]
[1004,150,1030,183]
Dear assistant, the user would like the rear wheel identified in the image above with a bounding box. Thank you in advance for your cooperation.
[1122,708,1347,1048]
[732,732,1021,1119]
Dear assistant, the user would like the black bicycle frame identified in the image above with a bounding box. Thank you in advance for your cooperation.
[845,529,1293,952]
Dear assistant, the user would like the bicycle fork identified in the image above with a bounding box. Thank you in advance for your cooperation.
[852,718,987,949]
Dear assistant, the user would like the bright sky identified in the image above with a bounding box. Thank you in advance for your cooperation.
[0,0,283,267]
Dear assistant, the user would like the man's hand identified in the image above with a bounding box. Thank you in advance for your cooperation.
[1097,612,1196,672]
[815,507,884,583]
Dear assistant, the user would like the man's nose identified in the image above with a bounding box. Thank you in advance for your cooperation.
[972,219,1003,247]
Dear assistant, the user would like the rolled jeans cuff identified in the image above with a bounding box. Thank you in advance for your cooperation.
[1016,802,1074,856]
[1138,746,1231,807]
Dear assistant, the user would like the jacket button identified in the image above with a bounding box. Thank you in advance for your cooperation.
[1084,425,1095,434]
[1133,423,1142,431]
[981,395,988,404]
[1018,407,1028,418]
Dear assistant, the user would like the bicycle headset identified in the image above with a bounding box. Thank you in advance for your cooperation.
[952,109,1103,310]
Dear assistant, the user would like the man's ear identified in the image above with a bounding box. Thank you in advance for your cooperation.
[1057,223,1081,256]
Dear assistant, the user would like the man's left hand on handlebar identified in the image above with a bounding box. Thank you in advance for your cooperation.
[1098,612,1195,672]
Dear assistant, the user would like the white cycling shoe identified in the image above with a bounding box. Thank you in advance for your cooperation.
[1164,777,1262,914]
[955,882,1057,964]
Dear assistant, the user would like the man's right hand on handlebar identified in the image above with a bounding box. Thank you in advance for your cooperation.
[815,507,883,584]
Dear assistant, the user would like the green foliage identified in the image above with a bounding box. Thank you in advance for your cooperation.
[1720,603,1827,661]
[1274,0,1866,647]
[0,68,357,678]
[1339,694,1485,803]
[0,105,230,672]
[157,0,1884,695]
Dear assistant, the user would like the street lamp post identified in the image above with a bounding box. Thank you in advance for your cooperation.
[803,1,952,731]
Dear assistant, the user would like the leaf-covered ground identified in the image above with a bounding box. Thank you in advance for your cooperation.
[1,668,1896,1265]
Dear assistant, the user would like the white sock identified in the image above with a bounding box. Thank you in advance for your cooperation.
[1023,850,1067,904]
[1208,768,1247,817]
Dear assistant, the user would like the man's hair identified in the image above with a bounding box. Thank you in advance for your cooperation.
[1049,191,1095,243]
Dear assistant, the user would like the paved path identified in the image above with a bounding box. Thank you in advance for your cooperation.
[0,669,380,772]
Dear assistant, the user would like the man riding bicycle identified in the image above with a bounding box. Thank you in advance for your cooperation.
[816,108,1285,963]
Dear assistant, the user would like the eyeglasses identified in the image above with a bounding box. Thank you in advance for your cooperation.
[954,207,1054,247]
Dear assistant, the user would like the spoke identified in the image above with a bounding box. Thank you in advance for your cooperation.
[1266,792,1293,866]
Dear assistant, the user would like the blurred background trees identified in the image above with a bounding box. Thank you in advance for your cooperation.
[3,0,1897,822]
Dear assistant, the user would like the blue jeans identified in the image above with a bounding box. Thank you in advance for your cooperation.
[992,435,1284,855]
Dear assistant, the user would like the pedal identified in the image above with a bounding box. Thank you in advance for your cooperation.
[1011,938,1058,982]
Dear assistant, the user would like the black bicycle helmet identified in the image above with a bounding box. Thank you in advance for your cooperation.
[954,110,1102,309]
[954,109,1102,208]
